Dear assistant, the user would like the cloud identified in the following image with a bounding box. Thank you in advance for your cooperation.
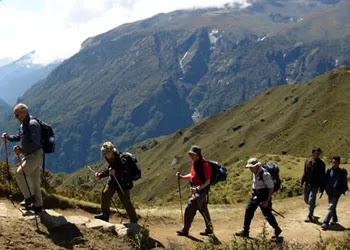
[0,0,250,65]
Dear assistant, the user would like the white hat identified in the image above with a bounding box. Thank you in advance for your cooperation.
[246,158,261,168]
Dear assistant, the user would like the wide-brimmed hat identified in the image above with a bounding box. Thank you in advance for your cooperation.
[246,158,261,168]
[188,145,202,156]
[101,141,118,155]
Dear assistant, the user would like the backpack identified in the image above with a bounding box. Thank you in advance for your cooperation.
[341,168,349,194]
[122,152,141,181]
[31,117,55,154]
[194,160,227,186]
[260,162,281,192]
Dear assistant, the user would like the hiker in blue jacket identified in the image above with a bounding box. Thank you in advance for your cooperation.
[2,103,44,214]
[321,156,348,230]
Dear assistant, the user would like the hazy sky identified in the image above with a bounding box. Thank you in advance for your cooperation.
[0,0,249,65]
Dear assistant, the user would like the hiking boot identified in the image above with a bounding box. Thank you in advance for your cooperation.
[304,216,314,223]
[176,230,188,236]
[25,204,43,214]
[272,227,282,239]
[20,196,36,208]
[94,213,109,222]
[235,229,249,238]
[321,223,328,231]
[330,221,337,226]
[24,203,36,211]
[200,229,213,236]
[34,206,43,215]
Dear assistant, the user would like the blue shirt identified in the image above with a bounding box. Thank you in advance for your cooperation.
[8,115,42,154]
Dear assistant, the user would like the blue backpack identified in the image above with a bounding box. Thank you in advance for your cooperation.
[194,160,228,186]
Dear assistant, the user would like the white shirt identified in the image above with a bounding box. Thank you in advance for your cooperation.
[252,167,274,190]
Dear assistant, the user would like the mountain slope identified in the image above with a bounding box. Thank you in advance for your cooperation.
[13,0,350,173]
[0,51,60,105]
[55,66,350,204]
[0,99,11,122]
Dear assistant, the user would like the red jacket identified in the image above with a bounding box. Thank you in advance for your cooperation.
[190,158,212,185]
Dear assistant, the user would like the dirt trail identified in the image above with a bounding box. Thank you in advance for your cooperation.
[140,194,350,247]
[1,195,349,249]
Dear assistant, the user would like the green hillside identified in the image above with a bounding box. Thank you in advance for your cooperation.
[0,99,11,122]
[3,0,350,173]
[54,66,350,205]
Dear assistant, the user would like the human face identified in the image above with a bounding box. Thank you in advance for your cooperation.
[189,153,200,162]
[14,109,27,122]
[312,151,321,160]
[249,165,260,174]
[331,159,339,168]
[104,152,114,161]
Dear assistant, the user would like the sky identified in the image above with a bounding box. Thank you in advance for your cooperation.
[0,0,250,65]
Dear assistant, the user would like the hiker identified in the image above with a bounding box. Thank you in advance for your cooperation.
[321,156,348,230]
[94,142,138,223]
[300,147,326,222]
[1,103,44,214]
[235,158,282,238]
[175,145,213,236]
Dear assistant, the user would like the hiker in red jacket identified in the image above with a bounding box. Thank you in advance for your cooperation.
[175,145,213,236]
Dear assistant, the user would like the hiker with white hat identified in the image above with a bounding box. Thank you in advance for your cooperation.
[235,158,282,238]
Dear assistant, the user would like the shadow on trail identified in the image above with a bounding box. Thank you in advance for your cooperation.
[210,235,222,245]
[184,235,203,242]
[327,223,350,232]
[309,216,322,226]
[38,211,86,249]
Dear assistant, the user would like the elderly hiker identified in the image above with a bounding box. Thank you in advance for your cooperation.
[1,103,44,214]
[235,158,282,238]
[321,156,348,230]
[176,145,213,236]
[301,147,326,222]
[94,142,138,223]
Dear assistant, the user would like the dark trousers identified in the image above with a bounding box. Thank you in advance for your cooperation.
[183,188,212,233]
[243,193,279,232]
[323,195,340,225]
[101,180,138,223]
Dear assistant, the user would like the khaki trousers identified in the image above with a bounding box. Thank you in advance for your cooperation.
[16,149,43,207]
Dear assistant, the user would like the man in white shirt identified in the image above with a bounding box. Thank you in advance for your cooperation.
[235,158,282,238]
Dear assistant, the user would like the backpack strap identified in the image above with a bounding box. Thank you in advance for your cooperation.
[258,167,271,188]
[193,159,207,184]
[42,154,46,174]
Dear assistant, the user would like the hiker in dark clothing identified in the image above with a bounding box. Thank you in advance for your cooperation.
[176,145,213,236]
[235,158,282,238]
[321,156,348,230]
[2,103,44,214]
[95,142,138,223]
[301,147,326,222]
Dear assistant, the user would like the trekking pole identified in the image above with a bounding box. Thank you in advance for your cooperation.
[112,175,125,195]
[16,152,39,230]
[3,140,12,197]
[177,177,184,223]
[271,208,285,218]
[319,191,324,199]
[86,166,125,220]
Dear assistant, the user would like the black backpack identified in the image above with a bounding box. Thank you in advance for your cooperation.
[33,118,55,154]
[122,152,141,181]
[260,162,281,192]
[341,168,349,194]
[194,160,227,186]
